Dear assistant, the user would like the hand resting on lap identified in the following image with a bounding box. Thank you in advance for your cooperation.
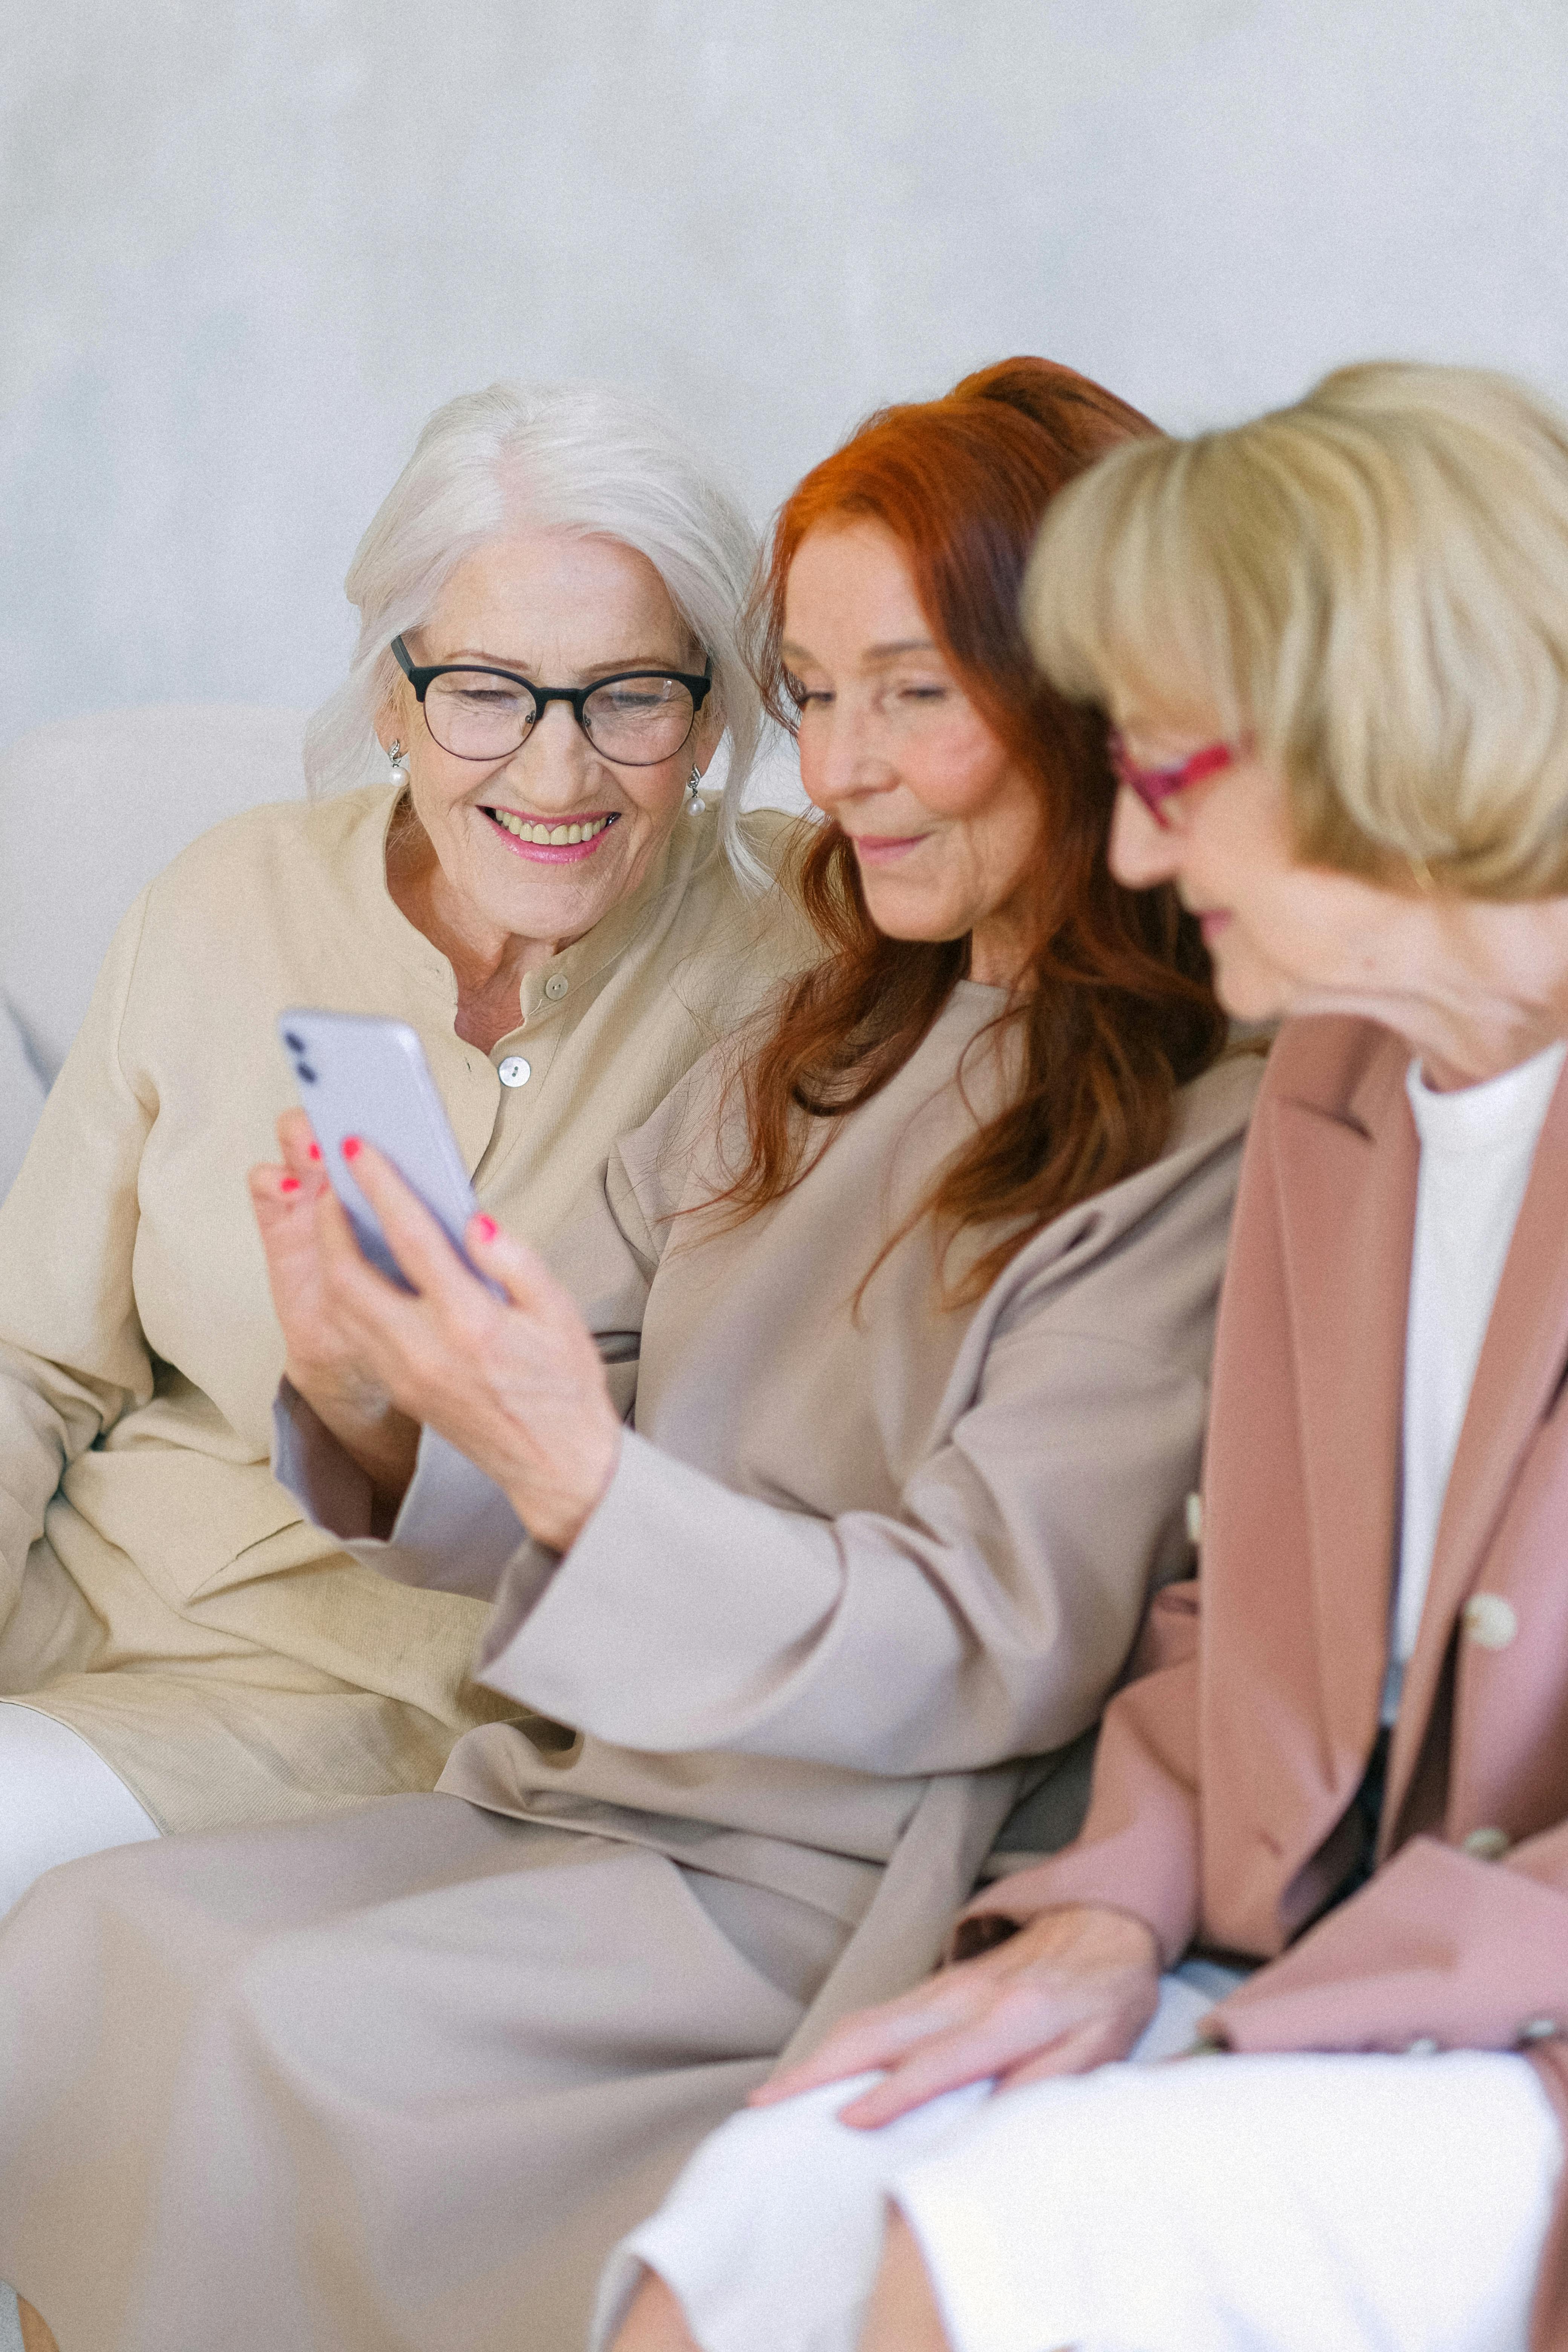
[754,1902,1161,2127]
[250,1110,621,1549]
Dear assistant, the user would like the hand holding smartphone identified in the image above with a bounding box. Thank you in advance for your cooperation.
[276,1010,500,1292]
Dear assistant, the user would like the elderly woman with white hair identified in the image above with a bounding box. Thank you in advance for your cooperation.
[0,380,813,1916]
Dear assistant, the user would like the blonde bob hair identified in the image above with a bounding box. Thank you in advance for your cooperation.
[1023,361,1568,899]
[305,380,769,887]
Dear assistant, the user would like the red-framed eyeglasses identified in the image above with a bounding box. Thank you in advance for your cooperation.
[1107,730,1234,826]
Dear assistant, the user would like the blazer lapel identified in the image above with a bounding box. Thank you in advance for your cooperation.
[1269,1039,1418,1793]
[1386,1059,1568,1830]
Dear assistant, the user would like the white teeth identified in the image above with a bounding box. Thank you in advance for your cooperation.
[488,810,614,846]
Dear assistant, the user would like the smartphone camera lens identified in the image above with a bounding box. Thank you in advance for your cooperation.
[283,1031,306,1054]
[296,1063,318,1084]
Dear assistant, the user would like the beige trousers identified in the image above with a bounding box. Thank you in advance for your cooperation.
[0,1792,849,2352]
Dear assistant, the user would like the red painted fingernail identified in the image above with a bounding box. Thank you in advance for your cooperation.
[308,1142,322,1163]
[342,1136,362,1161]
[474,1214,498,1244]
[279,1175,302,1195]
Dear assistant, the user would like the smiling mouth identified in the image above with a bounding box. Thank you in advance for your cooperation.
[852,832,929,862]
[484,808,619,847]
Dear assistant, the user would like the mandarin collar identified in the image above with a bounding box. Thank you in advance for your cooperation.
[349,784,718,1032]
[515,804,711,1024]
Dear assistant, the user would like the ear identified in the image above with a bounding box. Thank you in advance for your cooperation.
[690,683,725,776]
[373,683,406,758]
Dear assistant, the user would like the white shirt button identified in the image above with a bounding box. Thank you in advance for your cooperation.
[1184,1491,1204,1547]
[1462,1826,1511,1860]
[543,974,569,1001]
[497,1056,532,1088]
[1463,1592,1518,1650]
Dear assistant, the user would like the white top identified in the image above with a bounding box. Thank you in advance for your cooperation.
[1383,1039,1567,1720]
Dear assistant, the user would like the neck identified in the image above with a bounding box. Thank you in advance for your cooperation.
[385,807,575,1053]
[1295,892,1568,1092]
[1412,1019,1565,1092]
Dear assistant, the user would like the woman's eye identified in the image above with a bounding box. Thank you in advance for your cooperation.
[895,683,950,704]
[784,673,831,712]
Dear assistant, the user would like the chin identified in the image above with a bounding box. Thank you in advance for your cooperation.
[1208,945,1292,1026]
[858,884,958,946]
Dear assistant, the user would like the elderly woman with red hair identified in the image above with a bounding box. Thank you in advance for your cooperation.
[0,361,1257,2352]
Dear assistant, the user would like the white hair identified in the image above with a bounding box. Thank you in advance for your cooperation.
[305,380,769,887]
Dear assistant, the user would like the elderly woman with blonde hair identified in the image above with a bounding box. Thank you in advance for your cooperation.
[602,362,1568,2352]
[0,380,813,1915]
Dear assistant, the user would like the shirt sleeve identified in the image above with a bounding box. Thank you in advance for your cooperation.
[475,1126,1242,1778]
[0,894,156,1631]
[950,1585,1206,1965]
[1203,1827,1568,2056]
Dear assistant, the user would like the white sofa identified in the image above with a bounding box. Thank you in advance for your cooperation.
[0,705,313,2349]
[0,706,309,1201]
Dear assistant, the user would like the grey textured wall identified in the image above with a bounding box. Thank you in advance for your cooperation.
[3,0,1566,749]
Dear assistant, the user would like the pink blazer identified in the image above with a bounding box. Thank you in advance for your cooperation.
[990,1015,1568,2349]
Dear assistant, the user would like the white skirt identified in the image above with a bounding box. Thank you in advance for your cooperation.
[596,1969,1563,2352]
[0,1701,159,1920]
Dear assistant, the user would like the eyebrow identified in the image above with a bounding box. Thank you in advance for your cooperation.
[434,648,695,678]
[780,636,940,665]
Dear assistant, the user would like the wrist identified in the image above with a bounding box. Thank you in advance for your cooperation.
[288,1369,419,1501]
[951,1900,1158,1974]
[509,1420,622,1554]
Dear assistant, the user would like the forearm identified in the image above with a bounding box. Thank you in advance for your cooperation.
[476,1428,1158,1773]
[273,1381,530,1602]
[951,1653,1205,1969]
[280,1366,420,1530]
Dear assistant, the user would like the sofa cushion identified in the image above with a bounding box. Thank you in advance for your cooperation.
[0,704,308,1090]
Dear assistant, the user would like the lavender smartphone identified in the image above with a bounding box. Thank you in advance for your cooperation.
[277,1010,498,1292]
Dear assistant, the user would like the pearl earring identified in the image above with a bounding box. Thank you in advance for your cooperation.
[686,764,704,816]
[388,739,410,789]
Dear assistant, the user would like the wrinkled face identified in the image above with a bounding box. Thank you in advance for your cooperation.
[380,528,720,948]
[1105,714,1423,1021]
[780,519,1047,986]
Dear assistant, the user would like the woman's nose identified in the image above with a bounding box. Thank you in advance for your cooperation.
[1107,786,1183,891]
[507,702,592,804]
[802,706,893,816]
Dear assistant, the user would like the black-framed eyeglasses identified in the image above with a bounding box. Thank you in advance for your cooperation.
[391,634,712,767]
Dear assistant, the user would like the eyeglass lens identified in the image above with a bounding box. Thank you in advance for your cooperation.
[423,672,697,766]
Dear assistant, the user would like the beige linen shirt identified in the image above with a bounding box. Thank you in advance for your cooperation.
[0,783,815,1830]
[283,996,1262,2024]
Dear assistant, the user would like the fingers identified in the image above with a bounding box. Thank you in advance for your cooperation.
[342,1139,479,1302]
[248,1157,320,1240]
[277,1108,323,1177]
[832,2007,1069,2129]
[309,1162,409,1306]
[251,1113,327,1237]
[996,2012,1135,2092]
[752,1985,975,2107]
[465,1211,588,1325]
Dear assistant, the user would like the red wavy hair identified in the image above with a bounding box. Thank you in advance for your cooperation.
[727,357,1228,1301]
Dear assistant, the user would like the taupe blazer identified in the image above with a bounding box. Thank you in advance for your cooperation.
[282,996,1262,2041]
